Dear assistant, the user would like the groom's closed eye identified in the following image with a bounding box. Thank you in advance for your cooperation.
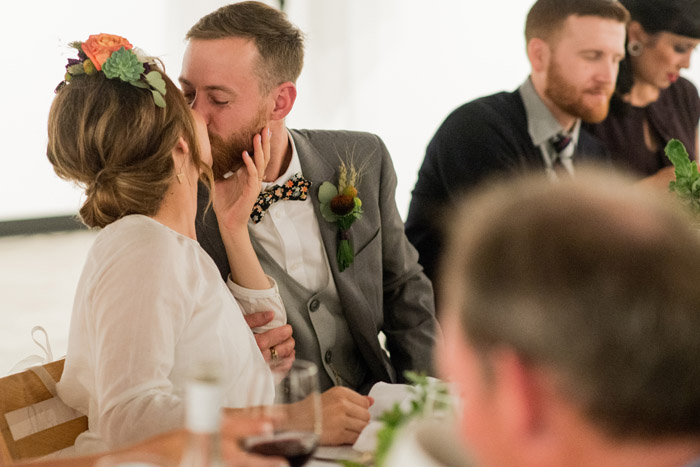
[210,96,231,106]
[182,92,195,105]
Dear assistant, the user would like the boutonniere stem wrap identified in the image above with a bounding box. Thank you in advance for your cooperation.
[319,162,363,272]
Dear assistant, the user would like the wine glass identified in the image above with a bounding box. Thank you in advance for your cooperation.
[240,359,321,467]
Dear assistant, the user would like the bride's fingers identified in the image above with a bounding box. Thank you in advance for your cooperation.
[241,150,258,187]
[262,126,271,170]
[252,133,265,179]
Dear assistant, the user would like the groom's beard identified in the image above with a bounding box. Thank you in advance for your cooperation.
[210,107,267,180]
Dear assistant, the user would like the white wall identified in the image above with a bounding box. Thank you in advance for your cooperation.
[0,0,235,221]
[2,1,700,221]
[286,1,532,216]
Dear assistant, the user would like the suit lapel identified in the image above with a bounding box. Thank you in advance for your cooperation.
[290,129,392,384]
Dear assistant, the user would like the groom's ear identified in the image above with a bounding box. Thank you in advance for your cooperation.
[269,82,297,121]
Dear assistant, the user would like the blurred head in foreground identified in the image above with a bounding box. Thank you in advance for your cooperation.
[438,167,700,467]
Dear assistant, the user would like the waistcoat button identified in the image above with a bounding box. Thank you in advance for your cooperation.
[324,350,332,363]
[309,299,320,312]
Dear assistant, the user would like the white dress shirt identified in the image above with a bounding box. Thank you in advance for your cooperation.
[251,131,335,293]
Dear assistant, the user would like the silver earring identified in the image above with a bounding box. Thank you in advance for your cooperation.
[627,40,643,57]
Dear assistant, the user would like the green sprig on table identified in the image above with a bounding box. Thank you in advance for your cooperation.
[666,138,700,215]
[341,371,452,467]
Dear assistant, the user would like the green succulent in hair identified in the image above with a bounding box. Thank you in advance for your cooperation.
[146,71,167,108]
[103,47,144,82]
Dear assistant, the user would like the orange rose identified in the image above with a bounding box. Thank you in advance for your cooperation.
[81,34,133,71]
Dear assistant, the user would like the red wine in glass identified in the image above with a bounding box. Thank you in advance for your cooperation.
[242,431,319,467]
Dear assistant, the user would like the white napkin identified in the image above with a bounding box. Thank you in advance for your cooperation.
[353,382,414,453]
[353,380,460,453]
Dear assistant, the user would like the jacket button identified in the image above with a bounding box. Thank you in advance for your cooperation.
[309,299,320,312]
[324,350,332,363]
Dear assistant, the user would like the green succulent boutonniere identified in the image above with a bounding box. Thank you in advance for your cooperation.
[319,162,363,271]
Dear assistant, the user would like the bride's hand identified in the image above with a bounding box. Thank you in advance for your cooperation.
[213,127,271,232]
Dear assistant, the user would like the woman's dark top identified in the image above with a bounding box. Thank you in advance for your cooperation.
[587,77,700,177]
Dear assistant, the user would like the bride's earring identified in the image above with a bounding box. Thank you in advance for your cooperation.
[175,157,187,184]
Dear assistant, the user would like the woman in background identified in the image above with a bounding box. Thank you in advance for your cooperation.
[588,0,700,185]
[47,34,282,454]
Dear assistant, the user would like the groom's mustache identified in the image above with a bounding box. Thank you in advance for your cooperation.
[209,133,247,180]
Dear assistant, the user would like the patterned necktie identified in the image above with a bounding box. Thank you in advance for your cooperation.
[551,133,572,153]
[549,132,574,177]
[250,172,312,224]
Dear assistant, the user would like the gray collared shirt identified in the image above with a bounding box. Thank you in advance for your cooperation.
[519,77,581,178]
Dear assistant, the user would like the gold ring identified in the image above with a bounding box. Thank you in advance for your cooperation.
[270,346,278,361]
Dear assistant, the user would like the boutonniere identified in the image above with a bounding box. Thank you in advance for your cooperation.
[319,162,363,271]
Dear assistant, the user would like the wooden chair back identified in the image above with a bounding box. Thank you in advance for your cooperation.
[0,359,88,463]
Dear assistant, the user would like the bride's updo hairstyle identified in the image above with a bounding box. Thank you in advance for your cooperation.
[47,35,212,228]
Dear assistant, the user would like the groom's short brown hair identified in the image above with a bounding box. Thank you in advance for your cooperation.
[187,1,304,93]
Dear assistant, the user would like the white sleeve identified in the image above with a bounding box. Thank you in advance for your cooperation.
[226,275,287,331]
[91,238,192,448]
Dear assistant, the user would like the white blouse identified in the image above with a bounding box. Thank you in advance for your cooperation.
[56,215,277,453]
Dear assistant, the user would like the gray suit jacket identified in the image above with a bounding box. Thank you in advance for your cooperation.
[196,129,438,388]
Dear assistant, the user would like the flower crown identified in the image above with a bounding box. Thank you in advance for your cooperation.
[55,34,167,108]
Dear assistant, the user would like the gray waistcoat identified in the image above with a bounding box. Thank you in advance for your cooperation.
[250,236,367,391]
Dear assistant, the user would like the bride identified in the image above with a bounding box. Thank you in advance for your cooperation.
[47,34,283,453]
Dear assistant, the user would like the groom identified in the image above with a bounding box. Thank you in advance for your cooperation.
[183,0,437,429]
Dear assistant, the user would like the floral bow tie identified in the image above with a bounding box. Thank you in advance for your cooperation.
[250,172,312,224]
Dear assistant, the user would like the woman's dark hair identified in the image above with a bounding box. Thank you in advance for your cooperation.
[616,0,700,95]
[622,0,700,38]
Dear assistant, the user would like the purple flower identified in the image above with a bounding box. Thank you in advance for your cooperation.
[65,58,81,70]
